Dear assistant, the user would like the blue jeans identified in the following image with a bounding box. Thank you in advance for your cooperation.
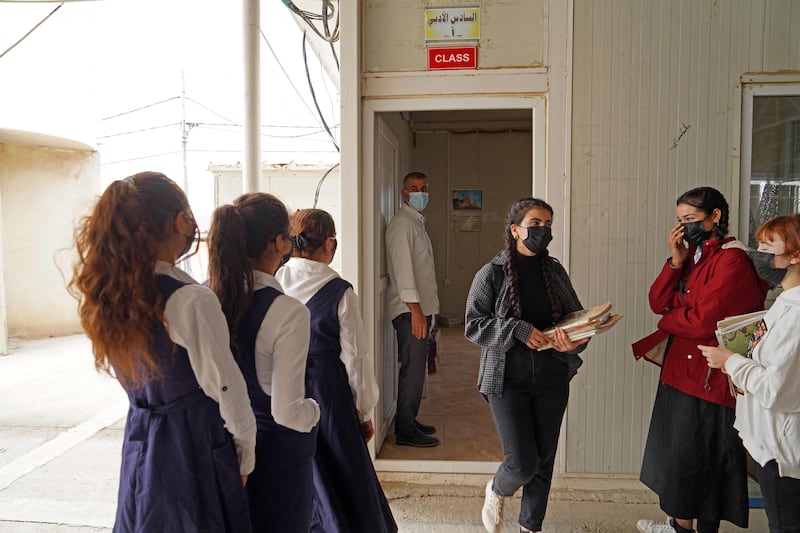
[758,459,800,533]
[392,313,431,437]
[488,347,569,532]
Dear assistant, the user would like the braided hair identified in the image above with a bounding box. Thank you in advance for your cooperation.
[676,186,729,239]
[503,198,563,323]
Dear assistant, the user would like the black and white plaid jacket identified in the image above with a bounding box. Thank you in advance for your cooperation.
[464,250,586,397]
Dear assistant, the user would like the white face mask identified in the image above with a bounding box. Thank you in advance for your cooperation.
[408,191,429,211]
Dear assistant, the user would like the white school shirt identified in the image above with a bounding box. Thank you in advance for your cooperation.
[252,269,320,432]
[154,261,256,475]
[385,203,440,320]
[276,258,380,422]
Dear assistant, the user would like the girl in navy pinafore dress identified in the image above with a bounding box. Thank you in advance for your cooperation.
[277,209,398,533]
[208,193,321,532]
[70,172,256,533]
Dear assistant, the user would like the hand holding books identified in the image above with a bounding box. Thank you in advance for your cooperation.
[698,310,767,396]
[537,301,623,351]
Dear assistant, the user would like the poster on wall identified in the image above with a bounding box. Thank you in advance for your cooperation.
[452,189,482,210]
[425,7,480,42]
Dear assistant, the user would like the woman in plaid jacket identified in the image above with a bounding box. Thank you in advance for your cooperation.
[465,198,588,533]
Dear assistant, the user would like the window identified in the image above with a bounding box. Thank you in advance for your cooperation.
[741,83,800,246]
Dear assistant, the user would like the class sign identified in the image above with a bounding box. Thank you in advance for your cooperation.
[427,46,477,70]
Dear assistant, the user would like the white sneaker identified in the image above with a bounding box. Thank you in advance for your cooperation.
[481,478,504,533]
[636,518,678,533]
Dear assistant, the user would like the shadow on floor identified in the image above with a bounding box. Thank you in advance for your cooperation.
[377,326,503,462]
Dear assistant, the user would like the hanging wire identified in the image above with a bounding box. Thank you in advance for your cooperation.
[282,0,339,43]
[302,32,339,153]
[313,162,340,208]
[0,3,64,60]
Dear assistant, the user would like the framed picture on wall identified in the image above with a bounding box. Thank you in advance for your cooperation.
[452,189,482,210]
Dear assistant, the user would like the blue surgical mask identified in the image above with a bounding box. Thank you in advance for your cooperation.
[408,192,429,212]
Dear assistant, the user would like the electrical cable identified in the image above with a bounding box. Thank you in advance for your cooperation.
[184,97,239,125]
[282,0,339,43]
[100,97,179,121]
[259,27,322,124]
[302,32,339,152]
[0,2,63,60]
[313,162,340,208]
[101,150,182,165]
[98,123,180,139]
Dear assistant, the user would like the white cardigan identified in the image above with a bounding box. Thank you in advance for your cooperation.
[725,285,800,479]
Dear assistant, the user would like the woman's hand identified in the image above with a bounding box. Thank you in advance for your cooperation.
[721,239,750,252]
[668,223,688,267]
[550,327,588,352]
[525,327,552,349]
[360,420,375,443]
[698,344,734,371]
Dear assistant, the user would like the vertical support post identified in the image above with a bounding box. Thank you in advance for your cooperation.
[243,0,261,193]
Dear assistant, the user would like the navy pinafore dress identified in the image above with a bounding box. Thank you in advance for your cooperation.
[305,279,398,533]
[114,275,250,533]
[235,286,318,532]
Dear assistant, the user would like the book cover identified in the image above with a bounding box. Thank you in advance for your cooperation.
[715,310,767,356]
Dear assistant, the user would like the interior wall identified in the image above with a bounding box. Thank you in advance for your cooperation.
[411,127,532,321]
[568,0,800,476]
[0,143,100,338]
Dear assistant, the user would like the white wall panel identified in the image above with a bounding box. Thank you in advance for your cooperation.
[569,0,800,475]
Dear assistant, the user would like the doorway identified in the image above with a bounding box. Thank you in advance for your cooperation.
[365,104,542,471]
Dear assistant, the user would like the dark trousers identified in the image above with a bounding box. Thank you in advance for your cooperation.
[488,348,569,532]
[757,460,800,533]
[392,313,431,437]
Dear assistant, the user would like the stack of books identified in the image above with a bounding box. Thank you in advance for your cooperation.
[537,301,622,351]
[714,310,767,355]
[714,310,768,396]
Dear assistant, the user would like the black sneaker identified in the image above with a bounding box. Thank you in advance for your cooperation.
[396,430,440,447]
[414,420,437,434]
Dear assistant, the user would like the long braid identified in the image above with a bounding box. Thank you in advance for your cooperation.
[503,227,521,317]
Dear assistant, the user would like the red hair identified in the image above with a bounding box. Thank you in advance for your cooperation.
[755,213,800,260]
[69,172,189,388]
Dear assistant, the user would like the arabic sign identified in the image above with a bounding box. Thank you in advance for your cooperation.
[428,46,477,70]
[425,7,480,42]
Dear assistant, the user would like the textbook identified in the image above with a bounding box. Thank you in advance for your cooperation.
[715,310,767,396]
[714,310,767,356]
[537,302,622,351]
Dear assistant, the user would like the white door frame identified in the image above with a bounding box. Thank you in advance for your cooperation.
[364,96,549,474]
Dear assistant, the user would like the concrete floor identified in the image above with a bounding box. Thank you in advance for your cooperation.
[0,335,770,532]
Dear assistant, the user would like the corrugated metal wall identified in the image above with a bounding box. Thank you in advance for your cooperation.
[567,0,800,475]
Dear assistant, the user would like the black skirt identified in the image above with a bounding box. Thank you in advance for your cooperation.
[640,383,749,528]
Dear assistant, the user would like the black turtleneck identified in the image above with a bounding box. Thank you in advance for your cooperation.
[514,252,554,330]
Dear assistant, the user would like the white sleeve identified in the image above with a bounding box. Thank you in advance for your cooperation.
[726,321,800,412]
[386,220,420,303]
[163,284,256,475]
[256,295,320,432]
[338,287,380,421]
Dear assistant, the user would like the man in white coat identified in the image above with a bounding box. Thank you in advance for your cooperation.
[385,171,440,447]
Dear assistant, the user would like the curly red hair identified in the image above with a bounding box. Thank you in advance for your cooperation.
[69,172,189,388]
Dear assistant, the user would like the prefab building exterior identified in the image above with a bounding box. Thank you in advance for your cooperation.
[339,0,800,483]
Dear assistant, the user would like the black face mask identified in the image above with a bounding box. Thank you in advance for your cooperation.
[330,237,337,260]
[752,251,788,282]
[521,226,552,255]
[682,220,713,246]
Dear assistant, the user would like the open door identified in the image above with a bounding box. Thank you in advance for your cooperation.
[373,116,399,448]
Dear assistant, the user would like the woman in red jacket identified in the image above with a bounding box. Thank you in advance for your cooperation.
[633,187,768,533]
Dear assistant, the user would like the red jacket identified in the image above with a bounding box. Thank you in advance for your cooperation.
[632,237,768,408]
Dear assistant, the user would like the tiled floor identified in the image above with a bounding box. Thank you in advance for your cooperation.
[377,326,504,461]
